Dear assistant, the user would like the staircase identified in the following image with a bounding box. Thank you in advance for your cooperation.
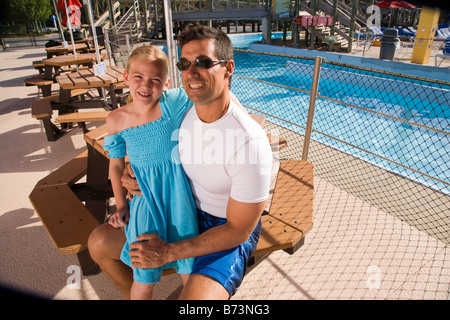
[298,0,367,52]
[102,0,165,66]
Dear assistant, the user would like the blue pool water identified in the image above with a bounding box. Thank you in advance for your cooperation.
[228,32,289,49]
[228,35,450,194]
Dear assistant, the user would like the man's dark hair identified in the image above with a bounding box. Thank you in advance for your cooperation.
[177,24,234,65]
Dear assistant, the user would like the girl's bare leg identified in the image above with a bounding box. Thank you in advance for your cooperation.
[130,281,154,300]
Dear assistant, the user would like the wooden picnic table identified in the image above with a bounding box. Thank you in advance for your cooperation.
[45,43,88,58]
[55,65,127,110]
[42,53,106,80]
[68,37,105,53]
[29,114,312,275]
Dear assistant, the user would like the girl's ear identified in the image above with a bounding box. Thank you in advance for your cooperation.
[123,70,129,85]
[163,77,171,91]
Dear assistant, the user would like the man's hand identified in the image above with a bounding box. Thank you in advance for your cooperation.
[129,233,169,269]
[121,162,142,200]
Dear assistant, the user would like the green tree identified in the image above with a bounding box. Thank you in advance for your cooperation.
[3,0,53,21]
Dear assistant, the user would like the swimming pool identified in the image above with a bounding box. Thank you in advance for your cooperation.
[227,39,449,194]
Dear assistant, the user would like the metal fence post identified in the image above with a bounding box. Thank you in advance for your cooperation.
[302,56,323,161]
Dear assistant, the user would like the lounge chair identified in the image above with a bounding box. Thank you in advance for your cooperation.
[407,27,417,36]
[395,26,415,37]
[441,28,450,38]
[435,37,450,66]
[369,27,384,39]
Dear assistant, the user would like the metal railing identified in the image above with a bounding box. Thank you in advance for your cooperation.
[232,49,450,245]
[171,0,267,12]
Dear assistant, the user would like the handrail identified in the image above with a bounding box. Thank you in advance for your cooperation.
[94,1,120,27]
[116,0,140,32]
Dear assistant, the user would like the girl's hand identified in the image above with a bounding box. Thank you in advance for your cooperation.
[108,208,130,228]
[121,162,142,201]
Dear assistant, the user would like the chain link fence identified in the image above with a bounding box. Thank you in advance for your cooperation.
[232,49,449,245]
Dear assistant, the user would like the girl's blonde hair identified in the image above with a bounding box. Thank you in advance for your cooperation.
[126,45,170,103]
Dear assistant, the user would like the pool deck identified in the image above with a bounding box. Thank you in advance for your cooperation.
[0,45,448,300]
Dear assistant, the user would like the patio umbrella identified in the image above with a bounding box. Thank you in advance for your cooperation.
[58,0,83,27]
[57,0,83,57]
[375,0,416,27]
[375,0,416,8]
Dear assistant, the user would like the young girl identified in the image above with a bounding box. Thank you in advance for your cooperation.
[103,45,198,300]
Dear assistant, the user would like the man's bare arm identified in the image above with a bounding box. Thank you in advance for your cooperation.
[129,197,267,268]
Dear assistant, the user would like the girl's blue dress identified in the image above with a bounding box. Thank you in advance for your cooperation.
[103,88,198,284]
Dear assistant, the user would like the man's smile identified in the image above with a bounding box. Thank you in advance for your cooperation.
[189,83,204,89]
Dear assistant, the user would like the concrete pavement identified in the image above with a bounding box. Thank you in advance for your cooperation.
[0,45,448,300]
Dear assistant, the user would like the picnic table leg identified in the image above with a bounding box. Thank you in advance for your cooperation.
[109,84,119,109]
[85,144,110,223]
[44,65,53,81]
[77,248,100,276]
[41,116,64,141]
[39,84,52,97]
[70,144,110,275]
[59,88,72,104]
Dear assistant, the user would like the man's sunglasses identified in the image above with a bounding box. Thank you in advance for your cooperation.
[176,58,226,71]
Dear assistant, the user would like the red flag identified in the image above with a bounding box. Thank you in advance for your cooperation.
[57,0,83,27]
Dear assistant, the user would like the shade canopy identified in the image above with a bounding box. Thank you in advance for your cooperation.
[375,0,416,9]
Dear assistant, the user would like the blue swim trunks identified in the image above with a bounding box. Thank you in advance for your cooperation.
[191,209,261,297]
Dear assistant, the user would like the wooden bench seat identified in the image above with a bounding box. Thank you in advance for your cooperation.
[34,150,88,188]
[56,110,110,133]
[254,160,314,256]
[56,110,111,123]
[29,183,100,254]
[24,74,54,97]
[32,60,45,73]
[87,45,105,53]
[267,134,287,151]
[31,89,88,141]
[29,150,101,275]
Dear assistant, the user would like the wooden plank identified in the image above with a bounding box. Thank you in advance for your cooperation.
[45,43,87,54]
[24,74,53,86]
[254,160,314,256]
[31,96,57,118]
[106,66,125,82]
[97,71,116,84]
[254,214,304,255]
[56,75,75,89]
[67,71,90,88]
[35,150,88,188]
[29,184,100,254]
[269,160,314,236]
[43,53,106,67]
[79,69,104,87]
[83,124,108,147]
[31,89,88,118]
[267,134,287,151]
[56,111,111,123]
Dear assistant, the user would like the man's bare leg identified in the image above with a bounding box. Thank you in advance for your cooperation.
[178,274,229,300]
[88,223,133,299]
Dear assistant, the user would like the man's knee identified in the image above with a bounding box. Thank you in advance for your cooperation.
[179,274,229,300]
[88,223,124,261]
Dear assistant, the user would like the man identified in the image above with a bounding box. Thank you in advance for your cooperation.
[88,25,272,299]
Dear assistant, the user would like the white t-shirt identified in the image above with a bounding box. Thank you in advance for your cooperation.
[178,100,273,219]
